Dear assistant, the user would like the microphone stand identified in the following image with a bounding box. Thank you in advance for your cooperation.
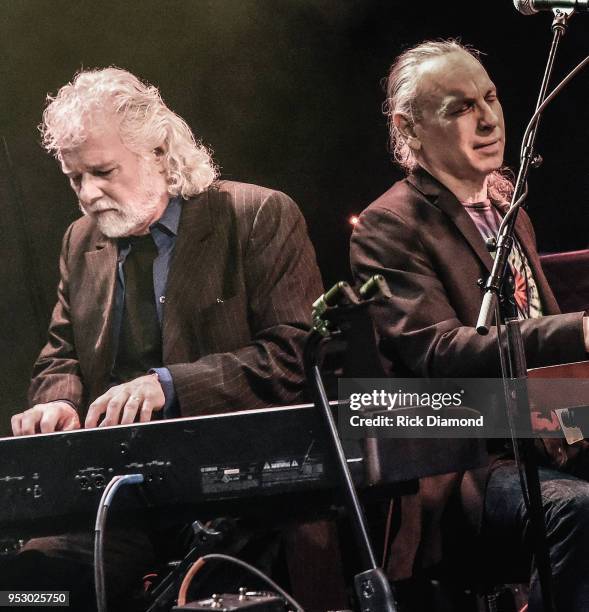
[476,9,574,612]
[304,279,398,612]
[477,8,572,332]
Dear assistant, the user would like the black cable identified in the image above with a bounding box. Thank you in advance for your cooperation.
[520,54,589,163]
[496,186,529,239]
[191,553,304,612]
[94,473,144,612]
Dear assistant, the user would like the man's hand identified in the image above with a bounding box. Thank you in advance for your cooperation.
[11,401,81,436]
[85,373,165,428]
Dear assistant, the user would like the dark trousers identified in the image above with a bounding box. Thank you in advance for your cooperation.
[483,462,589,612]
[0,529,155,612]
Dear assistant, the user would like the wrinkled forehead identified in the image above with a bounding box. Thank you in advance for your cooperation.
[414,51,493,113]
[59,119,130,173]
[57,108,122,154]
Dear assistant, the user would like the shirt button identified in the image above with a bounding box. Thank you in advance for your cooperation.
[159,296,166,304]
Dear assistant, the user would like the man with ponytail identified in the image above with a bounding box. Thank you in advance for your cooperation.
[351,40,589,610]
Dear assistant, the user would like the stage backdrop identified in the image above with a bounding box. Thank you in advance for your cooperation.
[1,0,587,434]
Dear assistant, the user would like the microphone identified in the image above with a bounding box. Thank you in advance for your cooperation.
[514,0,588,14]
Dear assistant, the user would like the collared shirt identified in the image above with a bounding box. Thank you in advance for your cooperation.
[112,196,183,417]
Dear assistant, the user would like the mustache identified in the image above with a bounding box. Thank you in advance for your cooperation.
[79,198,120,215]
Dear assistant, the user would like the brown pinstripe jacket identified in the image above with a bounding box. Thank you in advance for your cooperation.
[28,180,323,418]
[350,168,587,579]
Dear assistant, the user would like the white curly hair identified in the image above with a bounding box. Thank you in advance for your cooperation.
[40,67,217,198]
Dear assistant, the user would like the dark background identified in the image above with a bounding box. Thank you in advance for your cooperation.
[1,0,587,434]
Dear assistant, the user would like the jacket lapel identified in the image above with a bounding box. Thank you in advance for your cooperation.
[162,189,214,359]
[408,169,495,274]
[83,237,117,388]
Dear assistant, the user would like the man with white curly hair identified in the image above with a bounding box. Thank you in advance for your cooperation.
[12,66,322,433]
[6,67,323,608]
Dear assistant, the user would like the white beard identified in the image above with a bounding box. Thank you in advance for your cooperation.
[83,197,159,238]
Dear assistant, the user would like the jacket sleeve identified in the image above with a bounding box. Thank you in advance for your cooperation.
[168,191,324,415]
[350,204,587,378]
[27,224,85,410]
